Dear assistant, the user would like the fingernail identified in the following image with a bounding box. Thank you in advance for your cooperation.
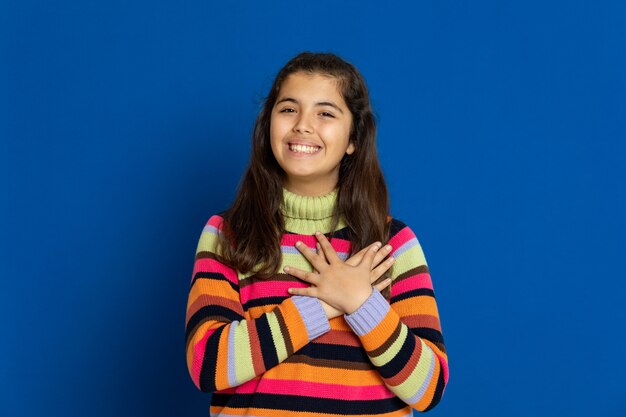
[388,257,395,263]
[385,244,392,251]
[284,266,290,272]
[315,231,322,236]
[287,288,293,294]
[295,241,301,247]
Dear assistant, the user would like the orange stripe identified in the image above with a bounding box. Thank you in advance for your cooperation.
[223,407,413,417]
[186,294,243,323]
[189,279,238,304]
[186,321,216,369]
[329,317,353,331]
[415,359,440,411]
[279,299,309,351]
[424,338,448,362]
[247,304,278,319]
[214,326,230,390]
[360,309,401,352]
[392,296,439,317]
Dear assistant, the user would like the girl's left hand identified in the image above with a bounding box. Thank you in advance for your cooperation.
[285,232,391,314]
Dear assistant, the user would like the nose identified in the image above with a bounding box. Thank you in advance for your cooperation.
[293,112,313,134]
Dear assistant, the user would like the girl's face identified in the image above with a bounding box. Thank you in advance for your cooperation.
[270,71,355,196]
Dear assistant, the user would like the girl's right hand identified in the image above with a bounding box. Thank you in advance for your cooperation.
[314,241,394,320]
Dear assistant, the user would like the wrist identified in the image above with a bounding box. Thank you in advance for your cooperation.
[344,289,390,336]
[343,287,373,315]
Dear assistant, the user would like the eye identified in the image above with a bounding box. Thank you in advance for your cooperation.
[320,111,335,118]
[279,107,295,113]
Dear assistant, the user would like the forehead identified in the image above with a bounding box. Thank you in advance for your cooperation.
[277,72,346,104]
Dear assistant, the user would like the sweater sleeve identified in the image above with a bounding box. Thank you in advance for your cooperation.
[344,220,449,412]
[185,215,330,393]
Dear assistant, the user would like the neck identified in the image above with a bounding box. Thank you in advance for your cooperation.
[283,176,339,197]
[281,187,346,234]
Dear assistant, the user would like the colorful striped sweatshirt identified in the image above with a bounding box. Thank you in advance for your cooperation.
[185,189,449,416]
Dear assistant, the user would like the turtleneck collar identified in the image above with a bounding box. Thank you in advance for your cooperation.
[281,188,346,234]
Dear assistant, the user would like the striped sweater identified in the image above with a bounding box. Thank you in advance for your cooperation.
[185,189,449,416]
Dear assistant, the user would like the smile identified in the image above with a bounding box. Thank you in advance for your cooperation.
[288,143,321,154]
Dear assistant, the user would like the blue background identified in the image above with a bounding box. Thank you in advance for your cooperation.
[1,1,625,416]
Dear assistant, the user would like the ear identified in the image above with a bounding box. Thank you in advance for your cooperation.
[346,142,355,155]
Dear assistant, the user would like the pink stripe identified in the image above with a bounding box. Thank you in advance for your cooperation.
[190,327,218,388]
[436,351,450,386]
[193,258,238,284]
[236,378,395,400]
[208,215,224,229]
[281,234,352,252]
[389,226,415,251]
[392,273,433,297]
[240,281,308,304]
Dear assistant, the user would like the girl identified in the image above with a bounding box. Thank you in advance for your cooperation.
[185,52,449,416]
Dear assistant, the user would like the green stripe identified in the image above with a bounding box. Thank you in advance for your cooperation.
[233,320,254,383]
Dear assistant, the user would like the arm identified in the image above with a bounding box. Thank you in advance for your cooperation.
[185,215,331,393]
[344,220,449,412]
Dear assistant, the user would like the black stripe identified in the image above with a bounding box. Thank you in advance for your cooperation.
[210,392,407,414]
[390,288,435,303]
[376,327,416,379]
[191,271,238,292]
[255,315,279,371]
[388,218,408,236]
[284,227,352,241]
[242,296,285,311]
[424,367,446,411]
[185,306,244,341]
[198,326,225,392]
[412,327,445,345]
[296,343,369,363]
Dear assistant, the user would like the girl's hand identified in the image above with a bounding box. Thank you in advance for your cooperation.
[285,232,395,315]
[313,240,394,319]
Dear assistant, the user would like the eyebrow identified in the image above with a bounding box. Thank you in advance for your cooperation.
[275,97,345,114]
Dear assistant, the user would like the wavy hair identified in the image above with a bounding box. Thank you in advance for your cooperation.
[219,52,390,281]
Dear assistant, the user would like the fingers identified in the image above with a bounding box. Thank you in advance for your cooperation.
[316,242,327,264]
[373,244,393,267]
[314,232,341,263]
[294,241,328,272]
[345,244,375,266]
[347,243,393,268]
[373,278,393,293]
[283,266,320,286]
[370,256,395,283]
[361,241,382,268]
[287,286,318,297]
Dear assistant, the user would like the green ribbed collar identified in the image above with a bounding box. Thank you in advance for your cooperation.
[281,188,346,234]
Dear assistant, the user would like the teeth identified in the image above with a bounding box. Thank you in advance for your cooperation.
[289,144,320,154]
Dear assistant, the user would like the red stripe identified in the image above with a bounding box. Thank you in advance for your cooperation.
[190,327,217,388]
[392,273,433,296]
[193,258,238,284]
[240,280,307,304]
[389,226,415,250]
[281,234,352,252]
[235,378,395,400]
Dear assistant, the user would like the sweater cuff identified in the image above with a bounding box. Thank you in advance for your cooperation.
[344,289,390,336]
[291,296,330,340]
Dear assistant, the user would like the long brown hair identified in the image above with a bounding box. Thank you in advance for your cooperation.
[219,52,390,278]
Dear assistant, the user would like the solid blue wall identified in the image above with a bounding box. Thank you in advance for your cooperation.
[1,1,624,416]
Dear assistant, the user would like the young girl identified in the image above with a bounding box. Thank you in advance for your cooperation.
[185,52,449,416]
